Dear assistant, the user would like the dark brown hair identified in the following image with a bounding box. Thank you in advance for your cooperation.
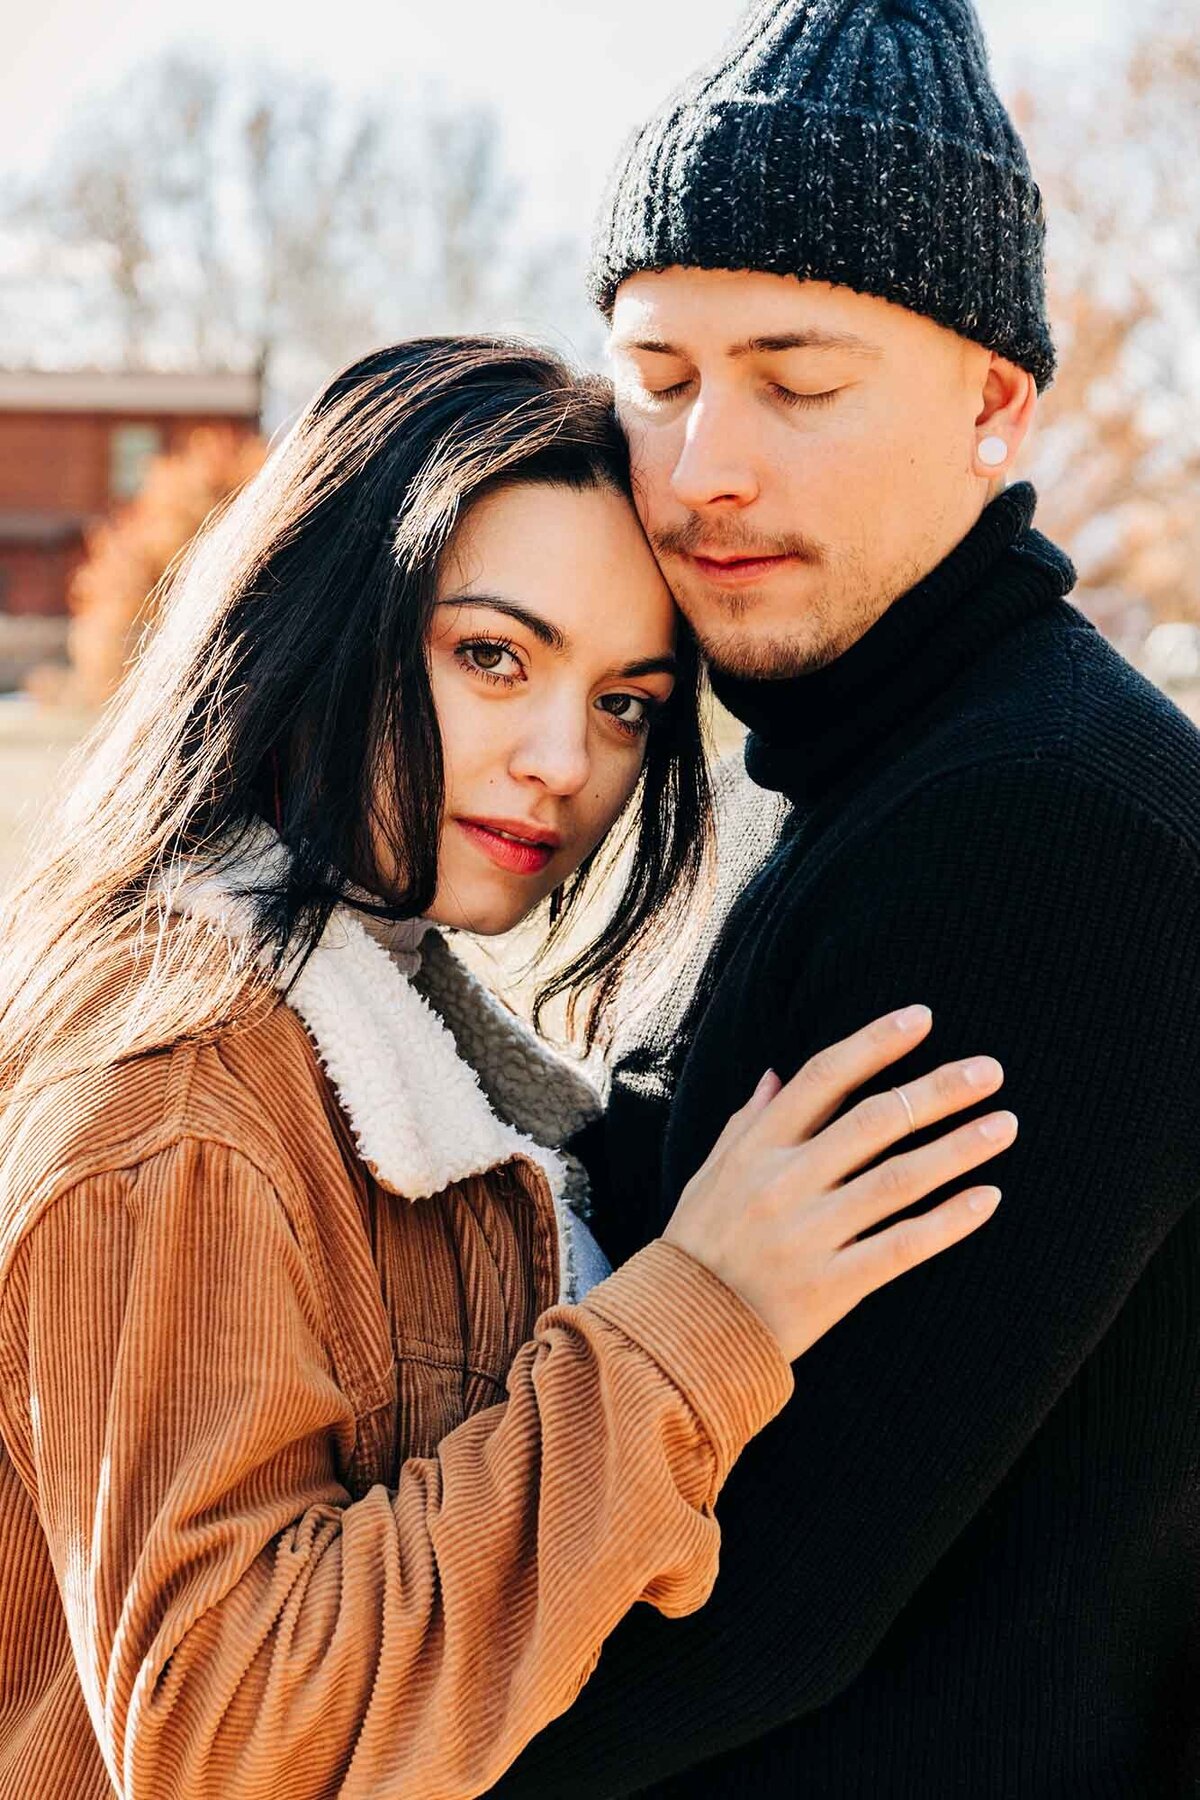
[0,337,712,1101]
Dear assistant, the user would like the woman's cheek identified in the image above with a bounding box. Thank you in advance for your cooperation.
[585,743,646,847]
[431,662,489,784]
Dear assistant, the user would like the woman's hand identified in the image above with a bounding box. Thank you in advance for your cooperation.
[662,1006,1015,1363]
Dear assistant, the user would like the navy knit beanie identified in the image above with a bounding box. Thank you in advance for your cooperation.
[591,0,1056,389]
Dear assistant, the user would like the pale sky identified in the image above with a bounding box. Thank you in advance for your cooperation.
[1,0,1138,376]
[4,0,1132,249]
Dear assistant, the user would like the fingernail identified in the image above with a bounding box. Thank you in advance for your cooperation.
[962,1056,1002,1088]
[894,1005,932,1031]
[969,1186,1002,1213]
[755,1068,777,1097]
[979,1111,1018,1141]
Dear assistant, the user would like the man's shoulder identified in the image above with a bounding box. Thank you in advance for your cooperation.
[751,607,1200,932]
[898,602,1200,848]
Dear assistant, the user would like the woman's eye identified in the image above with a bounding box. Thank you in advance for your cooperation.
[456,638,522,682]
[646,380,691,403]
[596,692,656,736]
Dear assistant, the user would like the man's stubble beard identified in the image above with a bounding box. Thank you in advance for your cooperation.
[667,542,929,681]
[647,497,965,682]
[649,514,850,679]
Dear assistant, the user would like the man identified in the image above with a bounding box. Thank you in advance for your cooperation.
[495,1,1200,1794]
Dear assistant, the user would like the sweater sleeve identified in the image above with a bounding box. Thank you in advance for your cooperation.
[490,755,1200,1796]
[0,1137,791,1800]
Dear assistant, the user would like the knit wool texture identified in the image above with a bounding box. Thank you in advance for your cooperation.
[591,0,1057,389]
[493,486,1200,1798]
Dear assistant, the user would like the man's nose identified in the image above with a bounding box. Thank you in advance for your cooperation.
[670,395,760,511]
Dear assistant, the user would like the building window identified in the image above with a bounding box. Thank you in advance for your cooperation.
[109,424,163,501]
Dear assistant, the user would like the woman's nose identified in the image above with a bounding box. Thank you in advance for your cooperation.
[508,706,592,797]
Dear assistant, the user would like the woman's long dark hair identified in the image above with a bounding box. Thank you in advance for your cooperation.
[0,337,712,1100]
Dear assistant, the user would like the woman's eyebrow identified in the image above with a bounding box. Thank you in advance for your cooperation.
[436,595,677,680]
[436,594,566,651]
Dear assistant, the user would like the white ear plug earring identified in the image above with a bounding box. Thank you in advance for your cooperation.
[978,436,1009,469]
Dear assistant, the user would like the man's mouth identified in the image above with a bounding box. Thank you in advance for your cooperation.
[687,550,802,584]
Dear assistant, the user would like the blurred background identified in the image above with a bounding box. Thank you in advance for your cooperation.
[0,0,1197,890]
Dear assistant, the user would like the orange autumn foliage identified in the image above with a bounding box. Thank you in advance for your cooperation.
[61,426,266,707]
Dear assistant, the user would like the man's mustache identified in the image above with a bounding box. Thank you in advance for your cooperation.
[651,516,825,563]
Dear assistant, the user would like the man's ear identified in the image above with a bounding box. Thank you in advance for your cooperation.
[972,356,1038,479]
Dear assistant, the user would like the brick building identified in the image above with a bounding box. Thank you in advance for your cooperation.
[0,369,262,621]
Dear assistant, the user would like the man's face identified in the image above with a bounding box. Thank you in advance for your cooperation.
[610,269,1000,679]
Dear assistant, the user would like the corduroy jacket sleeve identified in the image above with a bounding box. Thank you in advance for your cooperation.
[490,755,1200,1797]
[0,1136,791,1800]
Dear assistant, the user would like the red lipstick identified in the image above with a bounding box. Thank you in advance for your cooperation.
[455,816,560,877]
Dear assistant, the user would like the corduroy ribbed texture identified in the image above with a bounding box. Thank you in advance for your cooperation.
[0,992,793,1798]
[591,0,1056,389]
[492,491,1200,1797]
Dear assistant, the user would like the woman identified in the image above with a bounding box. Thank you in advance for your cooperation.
[0,339,1012,1799]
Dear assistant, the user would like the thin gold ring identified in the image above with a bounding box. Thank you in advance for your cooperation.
[893,1084,917,1135]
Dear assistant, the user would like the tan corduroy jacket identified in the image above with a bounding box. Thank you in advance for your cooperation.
[0,855,793,1800]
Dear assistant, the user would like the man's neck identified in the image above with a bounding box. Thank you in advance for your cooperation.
[709,484,1076,808]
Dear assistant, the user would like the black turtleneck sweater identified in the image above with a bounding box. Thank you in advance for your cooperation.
[493,487,1200,1799]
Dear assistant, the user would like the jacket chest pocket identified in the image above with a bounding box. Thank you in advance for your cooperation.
[369,1175,540,1465]
[342,1385,400,1500]
[340,1345,509,1492]
[389,1353,507,1462]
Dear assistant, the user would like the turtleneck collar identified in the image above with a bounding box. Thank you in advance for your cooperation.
[709,484,1077,810]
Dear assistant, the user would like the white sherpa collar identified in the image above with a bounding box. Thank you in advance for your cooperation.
[163,824,605,1299]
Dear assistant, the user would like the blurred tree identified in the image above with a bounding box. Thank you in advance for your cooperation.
[0,52,550,413]
[28,426,266,708]
[1017,2,1200,637]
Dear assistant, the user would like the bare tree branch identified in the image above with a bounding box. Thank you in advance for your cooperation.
[0,51,541,415]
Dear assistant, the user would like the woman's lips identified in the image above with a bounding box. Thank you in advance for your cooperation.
[455,818,557,876]
[688,552,801,585]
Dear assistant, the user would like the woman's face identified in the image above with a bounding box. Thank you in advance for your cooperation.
[421,480,679,935]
